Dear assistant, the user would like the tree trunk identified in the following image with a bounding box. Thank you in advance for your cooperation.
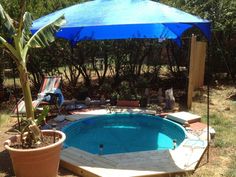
[18,65,34,119]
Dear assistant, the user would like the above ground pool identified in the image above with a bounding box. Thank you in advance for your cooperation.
[63,113,186,155]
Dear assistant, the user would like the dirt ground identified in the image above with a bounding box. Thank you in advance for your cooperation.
[0,83,235,177]
[0,118,79,177]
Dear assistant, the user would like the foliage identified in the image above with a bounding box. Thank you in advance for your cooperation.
[0,0,87,91]
[183,0,236,78]
[1,0,235,104]
[161,0,236,78]
[0,1,65,118]
[27,39,69,89]
[117,81,138,100]
[99,83,112,95]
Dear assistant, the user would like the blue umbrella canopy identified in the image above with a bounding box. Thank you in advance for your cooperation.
[31,0,211,45]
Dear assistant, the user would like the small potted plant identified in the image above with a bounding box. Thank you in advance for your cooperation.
[1,1,66,177]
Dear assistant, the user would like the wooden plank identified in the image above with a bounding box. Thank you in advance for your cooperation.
[187,35,197,109]
[193,44,199,89]
[69,147,117,167]
[61,147,117,168]
[195,41,207,88]
[60,144,206,177]
[60,160,99,177]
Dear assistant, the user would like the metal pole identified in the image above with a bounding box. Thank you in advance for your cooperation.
[207,77,210,162]
[206,41,210,162]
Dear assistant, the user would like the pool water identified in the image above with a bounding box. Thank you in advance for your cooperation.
[63,113,186,155]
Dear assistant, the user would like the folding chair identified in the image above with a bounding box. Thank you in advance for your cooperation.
[38,76,63,103]
[12,98,42,117]
[12,76,64,116]
[37,76,64,112]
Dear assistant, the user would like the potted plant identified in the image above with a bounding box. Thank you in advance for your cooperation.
[4,107,66,177]
[0,1,66,176]
[116,81,140,107]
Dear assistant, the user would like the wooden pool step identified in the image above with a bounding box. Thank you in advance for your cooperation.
[167,111,201,124]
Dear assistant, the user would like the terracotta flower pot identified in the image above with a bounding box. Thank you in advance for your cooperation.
[4,130,66,177]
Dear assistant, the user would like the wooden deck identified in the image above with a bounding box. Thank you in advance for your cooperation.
[60,138,207,177]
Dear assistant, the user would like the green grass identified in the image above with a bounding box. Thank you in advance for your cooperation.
[191,91,236,175]
[212,115,236,148]
[201,113,236,148]
[225,154,236,177]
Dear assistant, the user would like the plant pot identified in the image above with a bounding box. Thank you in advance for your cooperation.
[116,100,140,107]
[4,130,66,177]
[140,97,148,107]
[110,97,117,106]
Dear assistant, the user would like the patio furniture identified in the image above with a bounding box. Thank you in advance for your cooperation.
[12,98,42,116]
[38,76,64,108]
[12,76,64,116]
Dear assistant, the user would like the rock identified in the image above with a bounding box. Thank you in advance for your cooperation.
[165,88,175,110]
[85,97,91,105]
[183,121,190,127]
[54,115,65,122]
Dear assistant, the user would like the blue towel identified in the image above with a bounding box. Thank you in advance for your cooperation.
[40,88,64,107]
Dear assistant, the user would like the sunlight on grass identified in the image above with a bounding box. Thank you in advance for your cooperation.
[0,112,10,127]
[3,78,21,87]
[191,87,236,177]
[225,154,236,177]
[201,113,236,148]
[209,114,236,148]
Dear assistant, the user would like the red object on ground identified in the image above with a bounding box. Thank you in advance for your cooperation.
[189,122,207,131]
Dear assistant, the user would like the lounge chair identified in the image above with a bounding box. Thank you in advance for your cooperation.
[13,98,42,116]
[37,76,64,107]
[13,76,64,116]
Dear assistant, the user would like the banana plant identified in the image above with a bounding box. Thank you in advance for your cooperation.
[0,1,65,119]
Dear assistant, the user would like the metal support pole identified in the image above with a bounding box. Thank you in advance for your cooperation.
[206,41,210,162]
[207,78,210,162]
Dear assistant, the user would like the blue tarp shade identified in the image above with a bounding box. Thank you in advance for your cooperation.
[31,0,211,45]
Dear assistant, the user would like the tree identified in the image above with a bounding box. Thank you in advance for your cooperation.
[0,1,65,118]
[161,0,236,78]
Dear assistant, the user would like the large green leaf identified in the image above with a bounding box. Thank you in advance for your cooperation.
[0,3,15,39]
[26,15,66,49]
[21,12,33,46]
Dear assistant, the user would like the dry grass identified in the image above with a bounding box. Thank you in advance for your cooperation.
[0,83,235,177]
[0,113,10,128]
[190,84,236,177]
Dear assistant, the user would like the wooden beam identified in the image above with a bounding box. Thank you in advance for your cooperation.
[187,35,197,109]
[195,41,207,88]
